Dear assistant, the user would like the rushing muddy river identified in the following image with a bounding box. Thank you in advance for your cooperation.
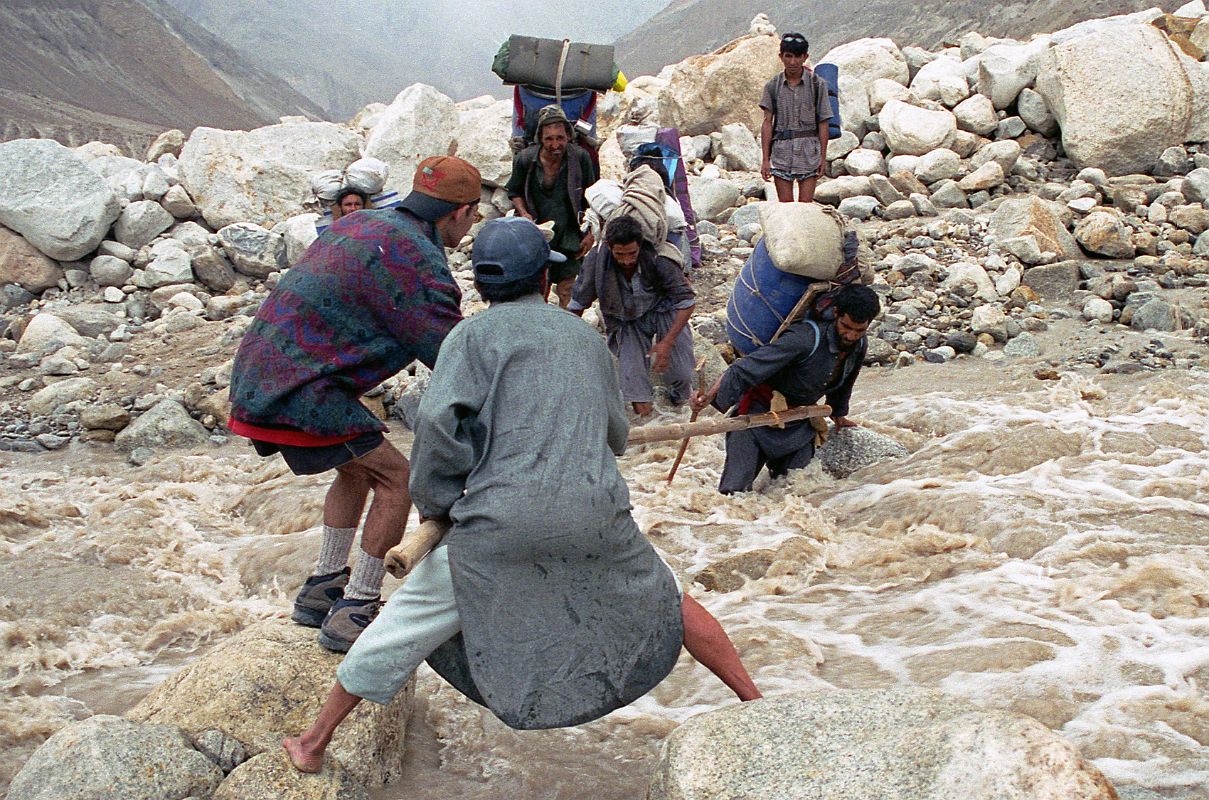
[2,357,1207,799]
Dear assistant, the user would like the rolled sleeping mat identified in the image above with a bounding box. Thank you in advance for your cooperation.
[814,63,843,140]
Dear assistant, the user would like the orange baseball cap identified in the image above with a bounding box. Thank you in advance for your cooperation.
[401,156,482,220]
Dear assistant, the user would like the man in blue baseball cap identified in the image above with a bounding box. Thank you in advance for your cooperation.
[284,216,760,772]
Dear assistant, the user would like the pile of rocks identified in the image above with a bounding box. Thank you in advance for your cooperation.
[602,5,1209,370]
[3,5,1209,457]
[7,620,413,800]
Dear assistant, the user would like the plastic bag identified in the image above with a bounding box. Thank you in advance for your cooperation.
[310,158,390,202]
[345,158,389,195]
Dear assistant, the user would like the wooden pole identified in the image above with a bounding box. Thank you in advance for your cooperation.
[384,518,451,578]
[665,356,707,483]
[385,407,830,576]
[627,404,832,446]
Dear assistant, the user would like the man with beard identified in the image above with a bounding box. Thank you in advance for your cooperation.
[506,104,597,308]
[692,284,880,494]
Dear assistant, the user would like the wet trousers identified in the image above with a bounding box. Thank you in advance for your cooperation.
[719,426,817,494]
[607,308,694,405]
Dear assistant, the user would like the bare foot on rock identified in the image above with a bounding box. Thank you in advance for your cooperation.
[283,736,324,773]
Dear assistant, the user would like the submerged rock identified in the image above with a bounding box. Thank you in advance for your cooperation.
[818,426,909,479]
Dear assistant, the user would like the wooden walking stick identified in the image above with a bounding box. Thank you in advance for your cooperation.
[666,356,708,483]
[627,404,832,445]
[384,518,451,578]
[384,407,832,573]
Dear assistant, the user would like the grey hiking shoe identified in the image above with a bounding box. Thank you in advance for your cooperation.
[291,567,350,628]
[317,596,382,653]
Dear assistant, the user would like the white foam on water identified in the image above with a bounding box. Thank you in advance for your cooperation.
[3,369,1208,797]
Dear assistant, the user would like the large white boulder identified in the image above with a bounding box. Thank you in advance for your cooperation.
[879,100,958,156]
[914,149,962,184]
[113,200,174,250]
[952,93,999,136]
[16,313,89,355]
[0,139,121,261]
[1173,47,1209,144]
[1035,24,1193,175]
[819,38,909,87]
[837,73,872,137]
[648,690,1116,800]
[687,177,742,222]
[1050,8,1166,44]
[719,123,763,172]
[658,35,781,137]
[365,84,460,199]
[977,38,1052,110]
[179,122,362,230]
[452,98,513,188]
[867,78,912,114]
[844,148,887,176]
[910,57,970,107]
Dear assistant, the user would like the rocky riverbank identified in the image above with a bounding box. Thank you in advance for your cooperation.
[3,4,1209,799]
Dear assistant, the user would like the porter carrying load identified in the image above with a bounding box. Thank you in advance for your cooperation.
[726,203,865,355]
[493,34,627,164]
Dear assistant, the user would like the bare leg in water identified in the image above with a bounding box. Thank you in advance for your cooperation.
[284,592,759,773]
[681,593,762,701]
[283,682,362,773]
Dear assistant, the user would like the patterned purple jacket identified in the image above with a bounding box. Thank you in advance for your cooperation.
[229,208,462,438]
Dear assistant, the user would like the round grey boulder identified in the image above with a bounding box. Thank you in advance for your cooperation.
[819,426,909,479]
[8,715,222,800]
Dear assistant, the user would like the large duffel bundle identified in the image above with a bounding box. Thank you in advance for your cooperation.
[759,202,846,278]
[726,204,852,354]
[492,35,617,91]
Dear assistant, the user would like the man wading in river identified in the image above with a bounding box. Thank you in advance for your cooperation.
[693,284,881,494]
[227,156,480,652]
[283,217,760,772]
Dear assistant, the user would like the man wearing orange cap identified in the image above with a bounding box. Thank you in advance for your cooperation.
[228,156,481,652]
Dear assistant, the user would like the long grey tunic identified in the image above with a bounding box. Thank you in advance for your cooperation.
[409,294,683,730]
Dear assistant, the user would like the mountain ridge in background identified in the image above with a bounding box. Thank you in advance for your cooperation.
[0,0,325,155]
[159,0,668,119]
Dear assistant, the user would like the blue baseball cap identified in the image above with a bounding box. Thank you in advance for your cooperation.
[472,217,567,284]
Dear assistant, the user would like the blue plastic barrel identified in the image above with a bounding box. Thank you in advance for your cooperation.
[726,239,815,355]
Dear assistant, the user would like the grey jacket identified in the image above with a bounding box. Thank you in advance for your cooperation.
[572,242,695,329]
[409,295,683,730]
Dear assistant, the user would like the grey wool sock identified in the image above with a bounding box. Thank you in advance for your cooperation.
[314,525,356,576]
[345,552,386,600]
